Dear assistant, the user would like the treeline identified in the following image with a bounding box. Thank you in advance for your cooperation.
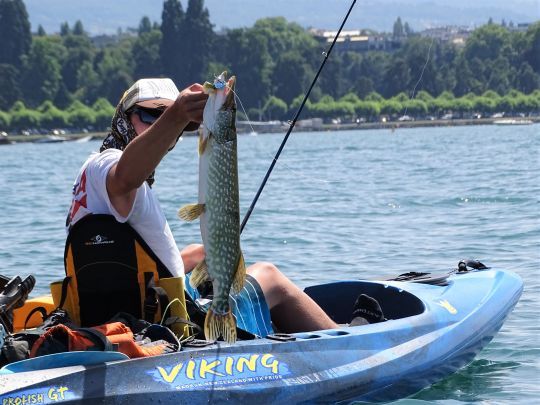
[0,0,539,132]
[2,90,539,132]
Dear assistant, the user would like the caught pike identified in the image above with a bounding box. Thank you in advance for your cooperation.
[179,72,245,343]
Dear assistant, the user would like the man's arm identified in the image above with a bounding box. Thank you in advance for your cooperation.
[107,84,207,217]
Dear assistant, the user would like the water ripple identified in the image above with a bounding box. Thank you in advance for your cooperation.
[1,126,539,403]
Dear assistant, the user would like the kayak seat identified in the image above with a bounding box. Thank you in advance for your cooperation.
[62,214,188,332]
[304,281,425,324]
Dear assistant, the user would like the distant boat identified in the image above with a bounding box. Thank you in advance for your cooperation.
[493,119,533,126]
[73,135,94,143]
[33,135,67,143]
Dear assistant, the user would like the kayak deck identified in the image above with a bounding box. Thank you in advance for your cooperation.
[0,268,523,403]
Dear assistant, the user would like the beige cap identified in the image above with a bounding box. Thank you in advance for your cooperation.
[121,78,179,112]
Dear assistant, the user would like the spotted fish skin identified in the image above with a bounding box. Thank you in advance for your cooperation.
[179,73,245,343]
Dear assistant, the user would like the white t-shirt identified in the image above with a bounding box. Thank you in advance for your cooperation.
[66,149,185,277]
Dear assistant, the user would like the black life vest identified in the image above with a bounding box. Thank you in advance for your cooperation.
[60,214,185,329]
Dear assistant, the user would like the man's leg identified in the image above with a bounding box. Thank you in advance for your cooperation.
[248,262,338,333]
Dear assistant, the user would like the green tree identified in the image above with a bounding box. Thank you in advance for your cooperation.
[183,0,214,84]
[453,54,483,96]
[453,97,474,118]
[404,22,413,36]
[221,27,272,108]
[288,94,312,117]
[37,100,67,128]
[524,22,540,73]
[75,61,100,104]
[472,95,496,114]
[0,64,21,110]
[133,29,162,79]
[263,96,287,120]
[515,62,540,93]
[354,101,380,120]
[358,52,389,95]
[433,92,454,115]
[160,0,186,86]
[272,51,314,105]
[403,99,428,116]
[0,0,31,68]
[251,17,318,62]
[515,93,540,114]
[382,57,410,97]
[94,41,134,104]
[21,36,66,107]
[138,16,153,35]
[400,37,440,96]
[0,110,9,128]
[487,57,512,95]
[54,82,74,109]
[353,77,375,99]
[393,17,404,38]
[67,100,95,128]
[9,101,41,130]
[73,20,85,36]
[464,24,512,63]
[250,17,322,99]
[93,97,115,130]
[380,100,403,117]
[339,93,361,104]
[60,22,71,36]
[416,90,434,103]
[365,92,384,103]
[317,54,345,99]
[61,34,94,94]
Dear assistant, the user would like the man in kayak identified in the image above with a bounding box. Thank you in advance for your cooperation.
[66,78,383,336]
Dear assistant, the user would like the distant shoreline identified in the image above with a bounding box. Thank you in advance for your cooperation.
[2,117,538,144]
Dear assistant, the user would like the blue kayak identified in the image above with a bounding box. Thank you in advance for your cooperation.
[0,267,522,404]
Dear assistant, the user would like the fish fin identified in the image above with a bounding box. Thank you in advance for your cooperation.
[178,203,205,221]
[203,81,215,93]
[204,308,237,343]
[198,131,209,155]
[231,251,246,294]
[189,259,209,289]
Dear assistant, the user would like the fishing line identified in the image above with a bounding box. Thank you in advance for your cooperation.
[240,0,358,234]
[228,85,343,186]
[401,36,435,119]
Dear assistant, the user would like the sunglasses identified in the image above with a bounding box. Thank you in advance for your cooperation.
[130,107,164,125]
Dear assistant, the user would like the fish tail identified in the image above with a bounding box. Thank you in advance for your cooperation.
[204,307,237,343]
[231,251,246,294]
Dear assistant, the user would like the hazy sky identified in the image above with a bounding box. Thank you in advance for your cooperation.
[24,0,539,35]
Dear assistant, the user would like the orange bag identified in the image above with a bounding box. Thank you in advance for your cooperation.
[30,322,176,359]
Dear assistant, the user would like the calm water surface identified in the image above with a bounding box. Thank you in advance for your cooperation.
[0,124,538,403]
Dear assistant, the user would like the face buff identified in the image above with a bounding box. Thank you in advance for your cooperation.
[100,102,155,187]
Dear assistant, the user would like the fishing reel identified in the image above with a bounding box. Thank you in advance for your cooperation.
[0,275,36,333]
[457,259,489,273]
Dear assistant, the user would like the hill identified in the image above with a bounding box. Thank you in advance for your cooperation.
[25,0,538,35]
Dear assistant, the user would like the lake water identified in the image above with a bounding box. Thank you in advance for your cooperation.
[0,124,538,403]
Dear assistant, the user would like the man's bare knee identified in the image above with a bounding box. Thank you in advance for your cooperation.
[248,262,289,308]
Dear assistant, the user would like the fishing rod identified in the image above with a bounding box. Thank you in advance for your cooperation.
[240,0,357,233]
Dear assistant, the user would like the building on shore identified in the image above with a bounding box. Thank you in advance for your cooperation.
[309,29,401,53]
[417,26,473,47]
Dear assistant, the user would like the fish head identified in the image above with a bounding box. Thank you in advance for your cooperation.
[202,72,237,144]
